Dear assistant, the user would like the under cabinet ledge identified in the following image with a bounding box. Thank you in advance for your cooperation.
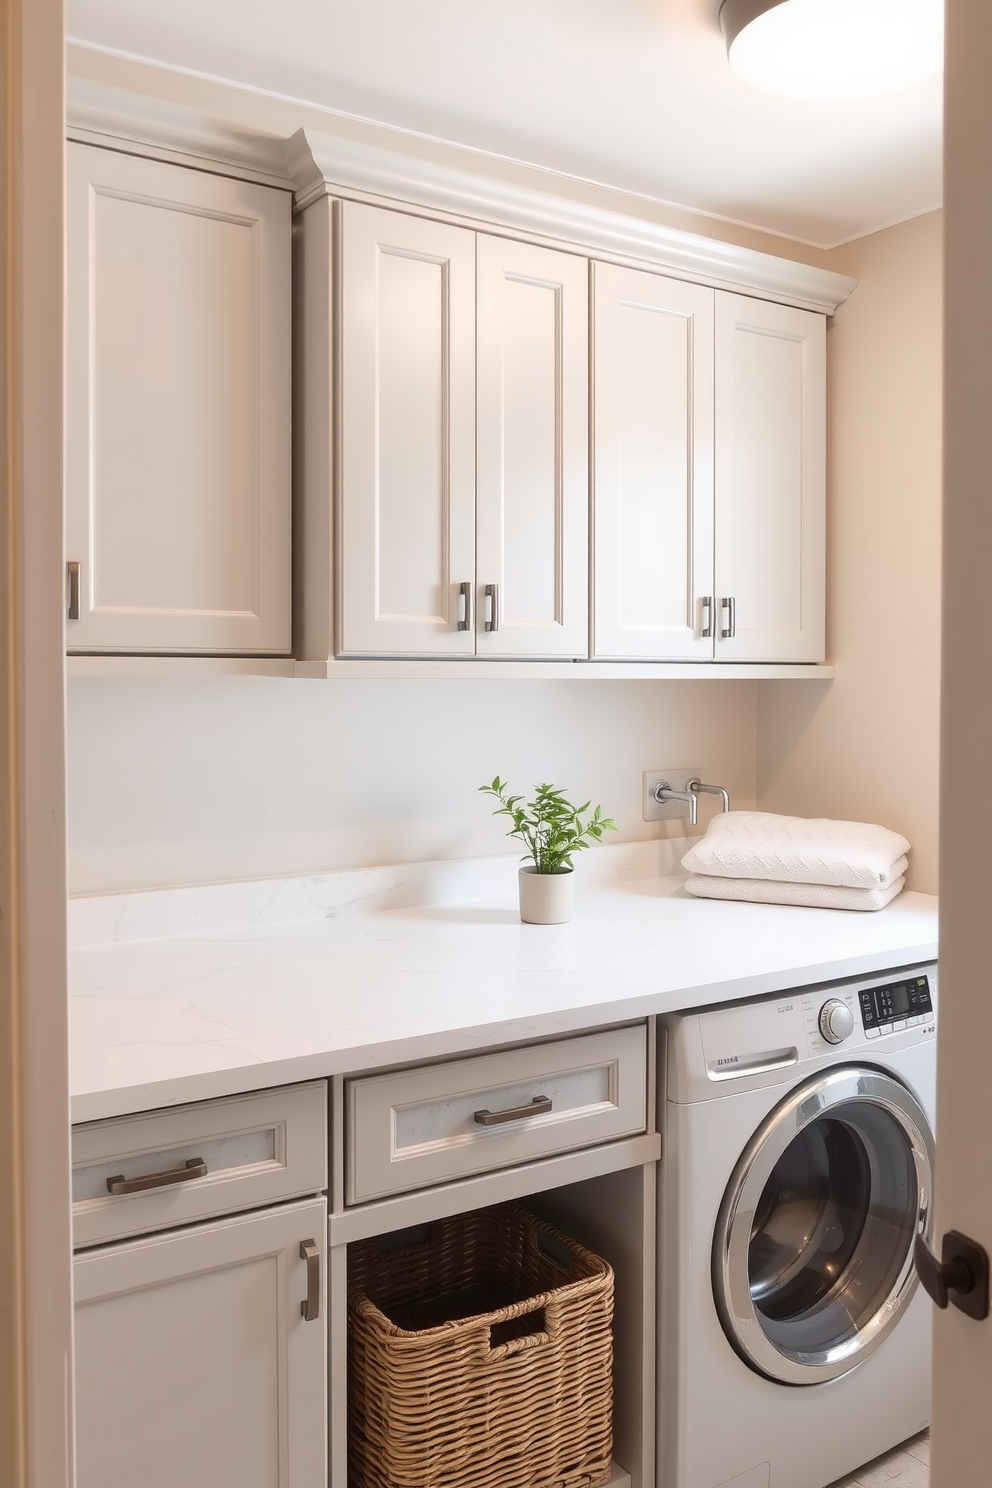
[295,658,837,681]
[67,655,297,678]
[66,655,836,680]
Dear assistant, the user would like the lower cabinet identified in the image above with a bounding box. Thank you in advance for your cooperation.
[73,1197,327,1488]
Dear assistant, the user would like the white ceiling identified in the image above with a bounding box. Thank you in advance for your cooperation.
[66,0,943,247]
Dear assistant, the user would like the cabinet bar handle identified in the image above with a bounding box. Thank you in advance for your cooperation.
[484,583,500,633]
[106,1156,207,1195]
[300,1239,320,1322]
[721,596,736,640]
[700,596,714,639]
[457,580,474,632]
[66,561,80,622]
[474,1095,553,1126]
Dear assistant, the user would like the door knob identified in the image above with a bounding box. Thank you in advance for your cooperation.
[915,1230,990,1320]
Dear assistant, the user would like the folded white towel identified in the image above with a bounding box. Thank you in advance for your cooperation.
[684,874,906,913]
[681,811,910,891]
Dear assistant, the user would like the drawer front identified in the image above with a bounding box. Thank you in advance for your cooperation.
[347,1026,647,1204]
[72,1082,327,1248]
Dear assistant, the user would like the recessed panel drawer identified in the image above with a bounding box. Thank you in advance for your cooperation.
[72,1082,327,1248]
[346,1026,647,1204]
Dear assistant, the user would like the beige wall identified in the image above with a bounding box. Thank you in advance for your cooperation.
[757,209,942,893]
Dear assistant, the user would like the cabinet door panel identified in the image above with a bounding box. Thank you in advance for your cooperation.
[66,143,291,654]
[592,263,715,659]
[714,293,826,661]
[73,1198,326,1488]
[476,238,588,657]
[339,203,476,655]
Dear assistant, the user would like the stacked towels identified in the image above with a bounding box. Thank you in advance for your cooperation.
[681,811,910,912]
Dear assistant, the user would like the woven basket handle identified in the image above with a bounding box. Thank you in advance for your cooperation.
[487,1297,561,1360]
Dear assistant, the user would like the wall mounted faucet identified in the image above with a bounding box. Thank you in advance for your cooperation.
[644,770,732,825]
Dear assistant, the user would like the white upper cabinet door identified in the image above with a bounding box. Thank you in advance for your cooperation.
[714,293,826,662]
[592,263,715,660]
[66,143,292,654]
[475,237,589,658]
[339,202,476,656]
[73,1198,327,1488]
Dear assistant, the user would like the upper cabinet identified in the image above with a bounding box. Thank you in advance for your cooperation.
[336,204,477,657]
[66,142,292,655]
[592,263,715,661]
[475,235,588,659]
[64,108,852,672]
[591,266,825,664]
[713,293,826,663]
[297,200,588,661]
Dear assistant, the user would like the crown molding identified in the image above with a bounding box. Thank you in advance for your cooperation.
[66,75,293,189]
[64,76,855,312]
[287,127,856,314]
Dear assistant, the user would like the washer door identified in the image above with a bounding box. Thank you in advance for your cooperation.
[713,1065,934,1385]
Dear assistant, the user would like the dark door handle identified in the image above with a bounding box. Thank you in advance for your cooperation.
[915,1230,990,1320]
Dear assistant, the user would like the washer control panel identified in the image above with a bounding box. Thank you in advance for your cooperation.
[858,973,934,1039]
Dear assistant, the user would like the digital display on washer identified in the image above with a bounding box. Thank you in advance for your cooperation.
[859,975,932,1031]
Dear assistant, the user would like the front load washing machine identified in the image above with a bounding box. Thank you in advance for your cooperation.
[658,964,937,1488]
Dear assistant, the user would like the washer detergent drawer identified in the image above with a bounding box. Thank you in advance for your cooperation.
[346,1025,647,1203]
[72,1083,327,1248]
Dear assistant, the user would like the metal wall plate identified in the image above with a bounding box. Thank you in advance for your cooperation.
[642,769,701,822]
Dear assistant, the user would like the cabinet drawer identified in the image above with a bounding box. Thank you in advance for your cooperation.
[72,1083,327,1248]
[346,1026,647,1204]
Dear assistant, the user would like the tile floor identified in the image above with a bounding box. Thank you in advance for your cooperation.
[828,1431,929,1487]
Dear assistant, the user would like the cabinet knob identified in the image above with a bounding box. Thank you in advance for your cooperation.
[720,596,736,640]
[484,583,500,633]
[700,596,714,639]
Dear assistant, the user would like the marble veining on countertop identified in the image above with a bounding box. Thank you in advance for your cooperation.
[69,840,938,1123]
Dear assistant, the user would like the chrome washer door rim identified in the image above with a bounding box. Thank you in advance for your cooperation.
[713,1065,934,1386]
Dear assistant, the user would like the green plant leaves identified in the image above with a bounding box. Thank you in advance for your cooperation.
[479,778,618,874]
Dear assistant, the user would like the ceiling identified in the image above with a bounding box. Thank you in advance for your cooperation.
[65,0,943,248]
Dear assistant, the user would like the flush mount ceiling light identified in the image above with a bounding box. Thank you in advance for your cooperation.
[719,0,944,101]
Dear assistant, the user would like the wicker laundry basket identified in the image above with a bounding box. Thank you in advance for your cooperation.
[348,1203,614,1488]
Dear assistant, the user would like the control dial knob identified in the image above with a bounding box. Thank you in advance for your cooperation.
[819,999,855,1044]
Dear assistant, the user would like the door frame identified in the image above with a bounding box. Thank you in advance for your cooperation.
[0,1,74,1485]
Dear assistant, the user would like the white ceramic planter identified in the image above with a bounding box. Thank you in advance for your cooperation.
[518,867,575,925]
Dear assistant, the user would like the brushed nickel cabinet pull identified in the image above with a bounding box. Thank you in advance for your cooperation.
[300,1239,320,1322]
[721,596,736,640]
[457,580,475,632]
[66,561,80,622]
[474,1095,553,1126]
[484,583,500,633]
[701,596,714,639]
[106,1156,207,1196]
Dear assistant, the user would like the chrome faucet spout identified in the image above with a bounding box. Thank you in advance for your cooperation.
[689,779,731,813]
[653,783,699,827]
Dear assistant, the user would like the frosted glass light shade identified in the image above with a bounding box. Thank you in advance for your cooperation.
[719,0,944,101]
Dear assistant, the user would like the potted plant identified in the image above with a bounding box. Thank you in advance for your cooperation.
[480,777,618,924]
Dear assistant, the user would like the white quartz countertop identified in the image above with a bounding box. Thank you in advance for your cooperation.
[69,845,939,1118]
[68,843,938,1123]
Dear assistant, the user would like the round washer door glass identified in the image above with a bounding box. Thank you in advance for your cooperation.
[713,1066,934,1385]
